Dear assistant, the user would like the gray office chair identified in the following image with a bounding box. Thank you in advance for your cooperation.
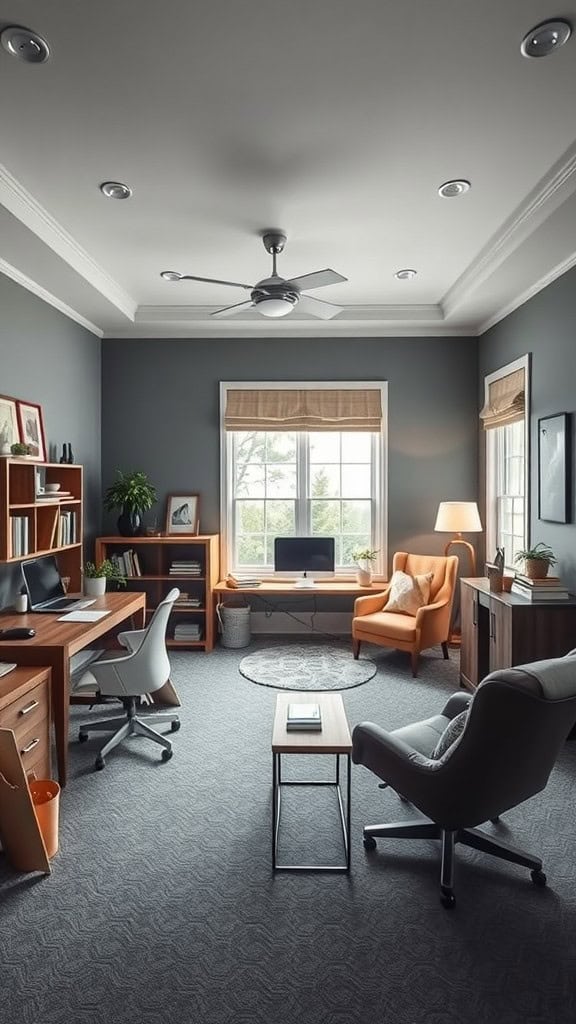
[352,654,576,908]
[74,588,181,770]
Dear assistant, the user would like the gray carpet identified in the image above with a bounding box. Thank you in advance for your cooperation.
[238,640,377,689]
[2,641,576,1024]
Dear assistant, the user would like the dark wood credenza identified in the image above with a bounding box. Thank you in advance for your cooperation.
[460,578,576,691]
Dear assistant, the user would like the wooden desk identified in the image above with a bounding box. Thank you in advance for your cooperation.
[214,579,389,598]
[0,591,145,787]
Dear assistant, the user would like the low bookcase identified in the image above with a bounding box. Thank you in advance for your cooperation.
[95,534,219,651]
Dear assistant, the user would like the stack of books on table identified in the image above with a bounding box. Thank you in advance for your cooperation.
[169,560,201,577]
[286,702,322,731]
[174,622,202,641]
[226,573,261,588]
[511,576,570,601]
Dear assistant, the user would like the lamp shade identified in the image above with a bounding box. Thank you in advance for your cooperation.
[434,501,482,533]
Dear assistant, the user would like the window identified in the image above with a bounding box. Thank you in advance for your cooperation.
[220,383,387,575]
[484,357,529,571]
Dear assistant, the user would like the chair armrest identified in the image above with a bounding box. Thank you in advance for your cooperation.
[354,590,390,616]
[117,628,146,653]
[441,692,472,720]
[414,597,448,626]
[352,722,431,774]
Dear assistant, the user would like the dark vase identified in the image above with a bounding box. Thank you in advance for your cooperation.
[117,510,142,537]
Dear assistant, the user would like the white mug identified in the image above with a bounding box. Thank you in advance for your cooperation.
[15,593,28,613]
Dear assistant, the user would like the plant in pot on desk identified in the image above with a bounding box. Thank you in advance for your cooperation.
[104,470,157,537]
[352,548,379,587]
[83,560,126,597]
[514,542,557,580]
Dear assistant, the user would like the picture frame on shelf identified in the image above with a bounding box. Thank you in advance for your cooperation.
[538,413,570,523]
[16,400,46,462]
[0,395,21,453]
[165,494,200,535]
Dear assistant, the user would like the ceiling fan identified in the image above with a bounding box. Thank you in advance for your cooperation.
[160,232,347,319]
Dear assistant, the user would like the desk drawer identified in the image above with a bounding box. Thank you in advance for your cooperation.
[15,716,50,772]
[0,680,49,736]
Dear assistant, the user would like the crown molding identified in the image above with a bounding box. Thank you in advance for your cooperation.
[442,141,576,317]
[477,249,576,336]
[0,163,136,321]
[135,302,444,324]
[0,258,103,337]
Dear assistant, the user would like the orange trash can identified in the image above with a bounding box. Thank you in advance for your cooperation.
[29,779,60,859]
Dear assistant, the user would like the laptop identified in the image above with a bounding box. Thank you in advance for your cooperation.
[21,555,95,613]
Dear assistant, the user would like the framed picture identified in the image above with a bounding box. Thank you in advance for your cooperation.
[0,395,21,451]
[538,413,570,523]
[16,400,46,461]
[165,494,200,535]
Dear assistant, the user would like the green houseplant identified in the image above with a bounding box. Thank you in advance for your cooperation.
[11,442,31,457]
[104,470,157,537]
[83,559,126,596]
[514,542,557,580]
[352,547,379,587]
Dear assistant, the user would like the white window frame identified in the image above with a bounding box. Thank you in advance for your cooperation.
[484,355,530,572]
[220,380,388,578]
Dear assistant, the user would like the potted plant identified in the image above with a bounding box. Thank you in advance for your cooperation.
[514,542,557,580]
[11,442,32,457]
[83,559,126,597]
[352,547,379,587]
[104,470,157,536]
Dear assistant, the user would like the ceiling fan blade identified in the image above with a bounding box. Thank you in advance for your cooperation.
[179,274,253,291]
[211,299,255,319]
[298,294,344,320]
[285,269,347,291]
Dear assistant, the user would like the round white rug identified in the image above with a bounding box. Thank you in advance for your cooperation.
[238,643,377,690]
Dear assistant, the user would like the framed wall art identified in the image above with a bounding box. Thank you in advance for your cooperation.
[0,395,21,452]
[538,413,570,523]
[165,494,200,535]
[16,400,47,461]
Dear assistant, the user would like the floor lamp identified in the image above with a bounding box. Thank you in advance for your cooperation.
[434,501,483,644]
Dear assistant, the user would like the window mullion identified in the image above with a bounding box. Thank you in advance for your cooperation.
[296,433,308,533]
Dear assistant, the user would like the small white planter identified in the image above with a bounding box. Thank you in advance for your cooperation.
[356,568,373,587]
[83,576,107,597]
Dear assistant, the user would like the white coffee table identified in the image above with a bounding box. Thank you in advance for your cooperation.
[271,691,352,872]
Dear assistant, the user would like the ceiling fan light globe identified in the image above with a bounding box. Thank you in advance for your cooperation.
[256,297,295,318]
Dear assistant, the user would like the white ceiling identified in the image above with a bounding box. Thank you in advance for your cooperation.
[1,0,576,338]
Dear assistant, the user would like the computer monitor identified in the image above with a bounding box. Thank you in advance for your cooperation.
[273,537,335,588]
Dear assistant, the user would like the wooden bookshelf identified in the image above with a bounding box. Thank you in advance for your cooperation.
[95,534,219,651]
[0,459,83,591]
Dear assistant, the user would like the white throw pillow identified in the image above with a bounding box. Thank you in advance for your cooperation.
[386,569,434,616]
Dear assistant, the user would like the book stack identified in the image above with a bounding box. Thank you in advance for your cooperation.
[174,622,202,641]
[56,510,77,546]
[511,576,570,601]
[174,592,202,608]
[36,491,72,501]
[286,702,322,731]
[11,516,30,557]
[169,560,202,577]
[226,573,261,588]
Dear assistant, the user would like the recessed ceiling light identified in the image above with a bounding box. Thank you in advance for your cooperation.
[438,179,471,199]
[99,181,132,200]
[521,19,571,58]
[395,269,417,280]
[1,25,50,63]
[160,271,182,281]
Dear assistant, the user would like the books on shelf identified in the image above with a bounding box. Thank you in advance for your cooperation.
[286,702,322,731]
[174,622,202,640]
[109,550,143,577]
[174,593,202,608]
[170,560,202,576]
[56,510,77,547]
[511,576,570,601]
[11,515,30,557]
[226,573,261,588]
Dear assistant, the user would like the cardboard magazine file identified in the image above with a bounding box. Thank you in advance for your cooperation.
[0,728,52,874]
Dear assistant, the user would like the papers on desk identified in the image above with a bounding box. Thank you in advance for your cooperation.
[57,610,110,622]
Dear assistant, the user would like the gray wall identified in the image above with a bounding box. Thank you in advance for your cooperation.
[102,336,479,571]
[0,273,101,607]
[479,264,576,591]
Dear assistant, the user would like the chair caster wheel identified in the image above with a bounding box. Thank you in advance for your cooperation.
[363,835,377,851]
[440,889,456,909]
[161,748,173,763]
[78,731,88,743]
[95,756,105,771]
[170,719,181,732]
[531,869,547,888]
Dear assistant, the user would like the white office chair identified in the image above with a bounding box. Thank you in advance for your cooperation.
[74,588,181,770]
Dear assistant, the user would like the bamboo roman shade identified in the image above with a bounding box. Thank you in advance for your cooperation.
[480,367,525,430]
[224,389,382,432]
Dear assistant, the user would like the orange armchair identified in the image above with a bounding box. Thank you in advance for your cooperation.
[352,551,458,676]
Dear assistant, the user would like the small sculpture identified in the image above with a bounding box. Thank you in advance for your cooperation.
[494,547,505,574]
